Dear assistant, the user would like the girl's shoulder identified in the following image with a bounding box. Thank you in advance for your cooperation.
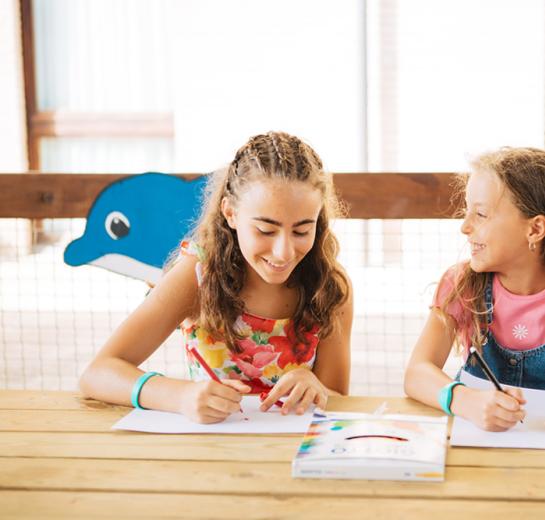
[175,240,205,285]
[145,248,201,324]
[435,262,468,298]
[180,240,206,262]
[432,263,471,325]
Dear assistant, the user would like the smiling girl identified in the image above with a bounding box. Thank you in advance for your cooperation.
[404,147,545,431]
[80,132,353,423]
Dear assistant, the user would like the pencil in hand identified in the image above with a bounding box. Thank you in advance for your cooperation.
[188,346,245,414]
[469,346,524,423]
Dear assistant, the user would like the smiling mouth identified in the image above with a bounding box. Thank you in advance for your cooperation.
[471,242,485,255]
[263,258,291,272]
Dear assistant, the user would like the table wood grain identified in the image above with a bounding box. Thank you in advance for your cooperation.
[1,391,542,519]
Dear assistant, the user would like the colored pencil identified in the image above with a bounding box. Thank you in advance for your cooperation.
[188,346,244,413]
[260,391,285,409]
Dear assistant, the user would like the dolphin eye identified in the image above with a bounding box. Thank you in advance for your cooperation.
[105,211,130,240]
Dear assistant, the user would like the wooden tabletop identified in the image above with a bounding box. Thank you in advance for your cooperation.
[1,391,544,519]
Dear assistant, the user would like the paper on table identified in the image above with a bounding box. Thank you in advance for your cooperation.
[112,395,314,434]
[450,370,545,449]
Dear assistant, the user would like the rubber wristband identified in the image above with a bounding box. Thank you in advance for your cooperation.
[438,381,465,416]
[130,371,163,410]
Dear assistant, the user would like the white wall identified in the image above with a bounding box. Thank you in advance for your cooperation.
[33,0,173,111]
[0,0,31,255]
[367,0,545,171]
[0,0,27,172]
[172,0,366,172]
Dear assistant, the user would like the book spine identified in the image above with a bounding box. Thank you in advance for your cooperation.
[292,464,444,482]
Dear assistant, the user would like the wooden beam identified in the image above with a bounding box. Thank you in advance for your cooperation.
[0,173,460,219]
[19,0,38,169]
[334,173,460,219]
[30,112,174,138]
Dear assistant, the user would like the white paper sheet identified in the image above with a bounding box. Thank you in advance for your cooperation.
[112,395,314,434]
[450,371,545,449]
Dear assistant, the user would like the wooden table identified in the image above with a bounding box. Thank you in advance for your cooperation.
[1,391,544,519]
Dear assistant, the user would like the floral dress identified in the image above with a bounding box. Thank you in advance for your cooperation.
[180,241,320,393]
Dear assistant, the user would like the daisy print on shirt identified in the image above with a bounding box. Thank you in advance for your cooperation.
[512,324,529,341]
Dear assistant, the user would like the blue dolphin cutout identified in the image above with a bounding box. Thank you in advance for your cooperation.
[64,172,207,284]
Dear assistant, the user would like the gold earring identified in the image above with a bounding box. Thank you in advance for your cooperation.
[529,242,537,252]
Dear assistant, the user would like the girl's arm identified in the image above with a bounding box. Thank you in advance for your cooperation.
[404,308,525,431]
[404,308,458,406]
[311,277,354,396]
[260,277,353,414]
[79,255,249,422]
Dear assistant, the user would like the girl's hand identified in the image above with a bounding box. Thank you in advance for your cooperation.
[179,379,251,424]
[463,386,526,431]
[259,368,328,415]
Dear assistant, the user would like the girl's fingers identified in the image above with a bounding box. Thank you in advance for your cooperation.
[505,386,526,405]
[222,379,252,394]
[197,412,230,424]
[313,391,328,409]
[492,404,524,424]
[281,383,307,414]
[260,383,291,411]
[495,391,524,414]
[486,392,526,425]
[500,406,526,424]
[209,381,246,403]
[295,387,316,415]
[488,415,518,431]
[260,370,326,413]
[191,400,231,422]
[206,394,243,415]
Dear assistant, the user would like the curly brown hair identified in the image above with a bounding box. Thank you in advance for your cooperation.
[189,131,349,353]
[440,147,545,354]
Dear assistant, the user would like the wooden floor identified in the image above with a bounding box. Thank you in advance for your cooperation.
[1,390,544,519]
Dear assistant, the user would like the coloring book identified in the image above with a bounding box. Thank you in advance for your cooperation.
[292,410,448,481]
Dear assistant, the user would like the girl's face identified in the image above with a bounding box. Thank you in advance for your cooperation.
[461,169,531,274]
[222,178,323,286]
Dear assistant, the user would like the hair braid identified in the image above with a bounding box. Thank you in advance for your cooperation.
[190,131,349,352]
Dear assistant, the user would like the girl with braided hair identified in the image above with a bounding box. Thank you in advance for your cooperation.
[80,132,353,423]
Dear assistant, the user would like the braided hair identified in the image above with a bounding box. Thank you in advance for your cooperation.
[191,131,349,352]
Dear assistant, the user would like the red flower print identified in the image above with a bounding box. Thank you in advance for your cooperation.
[225,370,243,381]
[269,322,319,369]
[241,313,276,333]
[246,378,273,394]
[225,369,274,394]
[230,338,277,379]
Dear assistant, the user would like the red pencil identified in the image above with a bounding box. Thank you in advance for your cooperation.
[260,391,285,409]
[188,346,244,413]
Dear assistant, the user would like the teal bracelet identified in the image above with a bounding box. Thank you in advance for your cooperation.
[438,381,465,416]
[131,371,163,410]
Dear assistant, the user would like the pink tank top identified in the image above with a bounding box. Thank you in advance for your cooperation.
[434,264,545,353]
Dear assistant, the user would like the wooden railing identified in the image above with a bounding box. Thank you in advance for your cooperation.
[0,173,461,219]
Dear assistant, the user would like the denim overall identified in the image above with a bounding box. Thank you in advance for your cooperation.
[461,274,545,390]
